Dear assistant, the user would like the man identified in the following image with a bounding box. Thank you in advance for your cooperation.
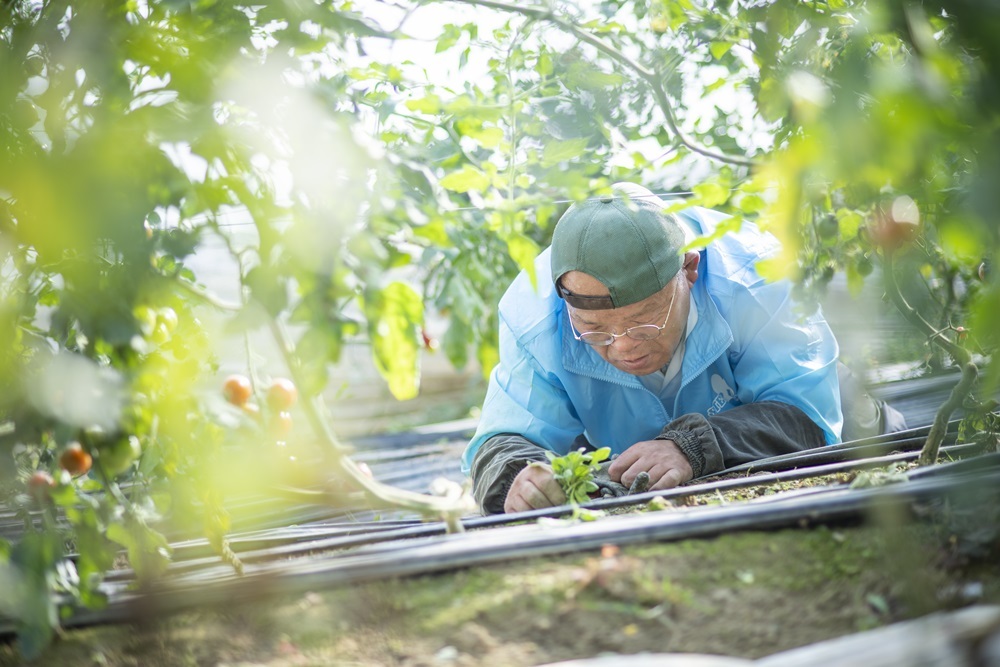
[463,182,903,514]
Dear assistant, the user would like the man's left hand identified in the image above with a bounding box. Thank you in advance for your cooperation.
[608,439,694,491]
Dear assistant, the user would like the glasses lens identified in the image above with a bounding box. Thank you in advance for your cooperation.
[626,325,661,341]
[579,332,614,346]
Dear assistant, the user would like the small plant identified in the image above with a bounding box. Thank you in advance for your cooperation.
[546,447,612,505]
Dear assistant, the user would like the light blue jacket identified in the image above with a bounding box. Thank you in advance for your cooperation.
[462,207,844,472]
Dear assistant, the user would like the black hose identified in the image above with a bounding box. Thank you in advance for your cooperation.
[4,461,994,639]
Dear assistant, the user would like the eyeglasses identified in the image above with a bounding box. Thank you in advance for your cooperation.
[568,281,680,347]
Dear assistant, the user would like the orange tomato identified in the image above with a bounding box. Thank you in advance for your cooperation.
[59,442,93,477]
[223,374,253,406]
[266,378,298,412]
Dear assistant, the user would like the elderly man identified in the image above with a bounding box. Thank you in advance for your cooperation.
[463,183,903,514]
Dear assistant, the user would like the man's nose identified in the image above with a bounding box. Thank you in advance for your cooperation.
[610,333,642,350]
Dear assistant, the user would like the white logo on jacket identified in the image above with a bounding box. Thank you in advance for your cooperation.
[708,374,735,416]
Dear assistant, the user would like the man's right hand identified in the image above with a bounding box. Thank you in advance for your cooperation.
[504,462,567,513]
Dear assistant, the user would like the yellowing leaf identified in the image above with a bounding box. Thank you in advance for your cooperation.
[366,281,424,401]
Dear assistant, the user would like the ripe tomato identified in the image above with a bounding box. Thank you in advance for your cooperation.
[59,442,93,477]
[868,198,920,251]
[266,378,298,412]
[28,471,55,499]
[223,374,253,406]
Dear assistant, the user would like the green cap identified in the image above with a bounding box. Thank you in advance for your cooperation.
[551,183,688,310]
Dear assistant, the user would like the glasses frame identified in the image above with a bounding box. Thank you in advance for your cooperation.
[568,280,680,347]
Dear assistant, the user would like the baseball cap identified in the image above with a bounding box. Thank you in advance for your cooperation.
[551,182,692,310]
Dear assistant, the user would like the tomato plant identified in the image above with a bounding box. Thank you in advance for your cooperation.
[1,0,999,661]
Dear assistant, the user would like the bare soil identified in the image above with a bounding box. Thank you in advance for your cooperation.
[3,508,998,667]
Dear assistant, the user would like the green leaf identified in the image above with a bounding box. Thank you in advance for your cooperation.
[405,93,442,115]
[691,182,730,208]
[503,233,540,290]
[442,317,470,370]
[466,125,504,149]
[754,256,792,282]
[836,209,865,238]
[440,165,490,193]
[436,24,462,53]
[590,447,612,464]
[710,41,732,59]
[681,214,744,253]
[541,138,590,167]
[367,281,424,400]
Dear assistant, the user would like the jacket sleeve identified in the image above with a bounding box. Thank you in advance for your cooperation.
[469,433,551,514]
[724,277,844,445]
[657,401,827,478]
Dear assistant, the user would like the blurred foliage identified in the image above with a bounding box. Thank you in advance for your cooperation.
[2,0,1000,658]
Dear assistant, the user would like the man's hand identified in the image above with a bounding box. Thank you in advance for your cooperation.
[504,462,567,513]
[608,439,694,491]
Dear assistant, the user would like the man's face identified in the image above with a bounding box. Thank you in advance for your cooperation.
[563,270,692,376]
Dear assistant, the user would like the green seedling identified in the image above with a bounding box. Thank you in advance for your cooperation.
[546,447,612,505]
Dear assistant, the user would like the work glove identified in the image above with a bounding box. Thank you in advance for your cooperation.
[591,461,650,499]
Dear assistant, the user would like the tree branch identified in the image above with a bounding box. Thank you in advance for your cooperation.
[432,0,757,168]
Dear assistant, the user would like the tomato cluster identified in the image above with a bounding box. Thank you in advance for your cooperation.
[222,374,298,443]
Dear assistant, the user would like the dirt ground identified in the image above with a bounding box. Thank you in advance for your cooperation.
[3,507,998,667]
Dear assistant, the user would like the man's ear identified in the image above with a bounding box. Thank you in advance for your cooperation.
[682,251,700,284]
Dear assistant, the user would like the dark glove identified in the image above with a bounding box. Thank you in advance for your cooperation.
[592,461,650,499]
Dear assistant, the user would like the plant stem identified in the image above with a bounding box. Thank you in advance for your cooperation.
[266,317,474,526]
[882,248,977,465]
